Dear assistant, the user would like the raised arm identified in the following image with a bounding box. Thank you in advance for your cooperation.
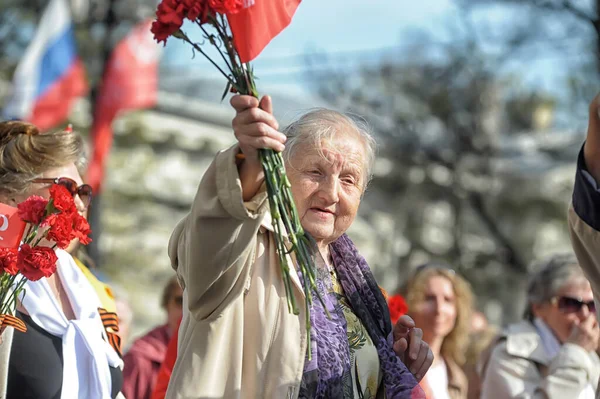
[168,95,286,321]
[569,94,600,312]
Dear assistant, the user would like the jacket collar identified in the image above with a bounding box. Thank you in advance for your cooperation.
[503,320,551,365]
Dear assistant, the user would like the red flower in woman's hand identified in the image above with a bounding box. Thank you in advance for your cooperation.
[388,294,409,325]
[43,214,74,249]
[152,0,188,44]
[17,244,58,281]
[157,0,186,25]
[49,185,76,214]
[71,213,92,245]
[17,196,48,225]
[0,248,19,276]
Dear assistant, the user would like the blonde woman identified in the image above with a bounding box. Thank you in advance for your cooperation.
[404,263,474,399]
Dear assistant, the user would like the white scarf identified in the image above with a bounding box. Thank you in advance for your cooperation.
[534,318,595,399]
[20,249,123,399]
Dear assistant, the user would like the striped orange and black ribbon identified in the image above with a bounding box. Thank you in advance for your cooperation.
[0,313,27,333]
[98,308,122,358]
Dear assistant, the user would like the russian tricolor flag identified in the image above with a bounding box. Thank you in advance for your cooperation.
[3,0,87,131]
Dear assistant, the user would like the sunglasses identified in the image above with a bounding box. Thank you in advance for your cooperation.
[552,296,596,314]
[33,177,93,208]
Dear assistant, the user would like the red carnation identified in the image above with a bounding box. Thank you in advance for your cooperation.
[388,294,409,325]
[17,196,48,225]
[152,0,187,45]
[17,244,58,281]
[43,214,74,249]
[157,0,186,25]
[72,213,92,246]
[184,0,211,23]
[0,248,19,276]
[151,20,175,45]
[49,185,77,214]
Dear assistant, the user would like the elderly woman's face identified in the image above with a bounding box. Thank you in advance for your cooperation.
[286,133,365,248]
[534,278,595,343]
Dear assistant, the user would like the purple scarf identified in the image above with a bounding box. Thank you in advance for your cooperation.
[298,234,424,399]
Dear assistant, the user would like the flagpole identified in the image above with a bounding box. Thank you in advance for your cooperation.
[87,0,118,269]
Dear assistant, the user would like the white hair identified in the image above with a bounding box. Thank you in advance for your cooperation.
[524,253,587,319]
[281,108,377,190]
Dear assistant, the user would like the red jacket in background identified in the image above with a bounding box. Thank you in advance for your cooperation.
[122,324,170,399]
[150,320,180,399]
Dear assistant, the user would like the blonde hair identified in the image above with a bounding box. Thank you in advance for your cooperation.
[0,121,86,197]
[404,266,474,366]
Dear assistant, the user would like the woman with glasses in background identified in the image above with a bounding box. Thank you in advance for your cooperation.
[0,120,124,399]
[403,263,473,399]
[480,254,600,399]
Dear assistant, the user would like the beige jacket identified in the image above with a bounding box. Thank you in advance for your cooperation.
[568,151,600,399]
[166,145,308,399]
[480,320,600,399]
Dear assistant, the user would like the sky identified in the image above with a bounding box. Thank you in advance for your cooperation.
[161,0,457,95]
[157,0,585,121]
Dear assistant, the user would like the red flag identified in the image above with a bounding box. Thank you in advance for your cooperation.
[87,19,160,192]
[227,0,301,63]
[0,204,27,249]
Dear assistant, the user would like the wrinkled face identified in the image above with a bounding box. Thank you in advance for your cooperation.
[533,278,595,343]
[286,133,366,248]
[411,275,458,342]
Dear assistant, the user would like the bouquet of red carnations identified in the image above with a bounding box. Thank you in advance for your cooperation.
[0,184,91,332]
[150,0,326,356]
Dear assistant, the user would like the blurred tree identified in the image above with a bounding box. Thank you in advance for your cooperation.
[456,0,599,120]
[311,35,571,323]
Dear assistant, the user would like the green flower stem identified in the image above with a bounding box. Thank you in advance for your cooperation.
[2,277,25,316]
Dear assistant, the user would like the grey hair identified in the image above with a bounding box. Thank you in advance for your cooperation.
[524,253,587,320]
[281,108,377,190]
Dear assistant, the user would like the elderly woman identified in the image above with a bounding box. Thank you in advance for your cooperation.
[403,264,473,399]
[480,254,600,398]
[0,121,124,398]
[167,95,433,398]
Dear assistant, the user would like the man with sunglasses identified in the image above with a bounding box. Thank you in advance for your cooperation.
[569,92,600,399]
